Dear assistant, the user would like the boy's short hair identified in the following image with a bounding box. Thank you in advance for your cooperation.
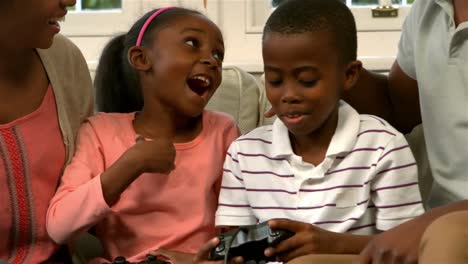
[263,0,357,63]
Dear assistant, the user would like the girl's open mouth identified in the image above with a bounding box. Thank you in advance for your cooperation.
[187,75,211,96]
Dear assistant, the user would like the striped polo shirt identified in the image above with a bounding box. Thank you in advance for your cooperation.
[216,101,424,235]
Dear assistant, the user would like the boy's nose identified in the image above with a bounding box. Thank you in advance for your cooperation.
[281,86,302,104]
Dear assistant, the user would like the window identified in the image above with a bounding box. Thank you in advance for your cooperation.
[61,0,140,74]
[346,0,415,5]
[271,0,414,8]
[62,0,132,37]
[251,0,414,33]
[69,0,122,11]
[62,0,207,75]
[205,0,415,72]
[63,0,410,75]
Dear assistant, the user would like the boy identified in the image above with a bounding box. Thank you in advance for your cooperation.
[213,0,424,261]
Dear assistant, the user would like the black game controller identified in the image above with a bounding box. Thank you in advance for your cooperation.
[209,221,294,263]
[105,254,170,264]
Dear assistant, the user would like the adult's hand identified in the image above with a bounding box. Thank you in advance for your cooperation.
[353,217,428,264]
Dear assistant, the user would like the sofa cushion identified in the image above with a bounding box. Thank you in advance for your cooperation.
[206,66,262,133]
[257,74,276,127]
[405,124,433,209]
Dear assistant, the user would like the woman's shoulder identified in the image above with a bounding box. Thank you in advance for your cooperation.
[39,34,85,64]
[37,34,92,103]
[50,34,78,51]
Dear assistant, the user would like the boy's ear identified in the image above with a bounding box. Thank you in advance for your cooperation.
[343,60,363,91]
[128,46,152,71]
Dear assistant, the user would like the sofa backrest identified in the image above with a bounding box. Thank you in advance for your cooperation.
[206,66,273,133]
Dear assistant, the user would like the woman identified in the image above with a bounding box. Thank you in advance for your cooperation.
[0,0,94,262]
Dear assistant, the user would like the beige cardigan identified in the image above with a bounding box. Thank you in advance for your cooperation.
[37,34,94,167]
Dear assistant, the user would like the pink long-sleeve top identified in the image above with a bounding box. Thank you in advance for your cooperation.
[46,110,240,262]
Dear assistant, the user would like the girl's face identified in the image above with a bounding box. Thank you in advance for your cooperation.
[144,13,224,118]
[0,0,75,49]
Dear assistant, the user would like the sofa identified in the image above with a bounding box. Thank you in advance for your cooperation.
[70,66,433,263]
[206,65,275,133]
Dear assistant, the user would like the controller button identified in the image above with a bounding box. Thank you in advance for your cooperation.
[269,229,280,237]
[114,256,126,264]
[215,242,225,253]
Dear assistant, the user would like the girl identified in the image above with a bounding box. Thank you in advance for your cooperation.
[0,0,94,263]
[46,7,240,263]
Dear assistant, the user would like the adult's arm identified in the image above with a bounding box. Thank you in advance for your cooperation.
[344,0,422,134]
[343,62,420,134]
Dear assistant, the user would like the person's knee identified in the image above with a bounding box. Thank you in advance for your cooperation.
[420,210,468,253]
[287,254,356,264]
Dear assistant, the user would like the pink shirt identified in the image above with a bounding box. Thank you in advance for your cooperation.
[0,86,65,263]
[46,111,240,262]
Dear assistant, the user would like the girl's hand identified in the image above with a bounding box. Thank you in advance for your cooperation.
[100,135,175,206]
[264,219,341,262]
[128,135,176,174]
[263,107,276,118]
[150,248,194,264]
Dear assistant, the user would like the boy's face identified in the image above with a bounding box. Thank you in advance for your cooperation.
[263,31,355,138]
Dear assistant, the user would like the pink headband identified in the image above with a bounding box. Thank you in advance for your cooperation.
[136,6,175,47]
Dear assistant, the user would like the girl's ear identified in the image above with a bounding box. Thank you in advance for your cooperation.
[128,46,152,71]
[343,60,363,92]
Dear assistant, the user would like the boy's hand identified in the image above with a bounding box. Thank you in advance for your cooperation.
[265,219,340,262]
[127,135,176,174]
[193,237,244,264]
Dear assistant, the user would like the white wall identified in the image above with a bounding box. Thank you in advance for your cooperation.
[62,0,410,76]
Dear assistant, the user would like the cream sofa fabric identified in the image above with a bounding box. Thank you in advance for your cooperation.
[405,124,433,209]
[206,66,263,133]
[257,74,276,127]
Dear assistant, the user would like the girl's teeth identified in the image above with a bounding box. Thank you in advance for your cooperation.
[192,76,210,86]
